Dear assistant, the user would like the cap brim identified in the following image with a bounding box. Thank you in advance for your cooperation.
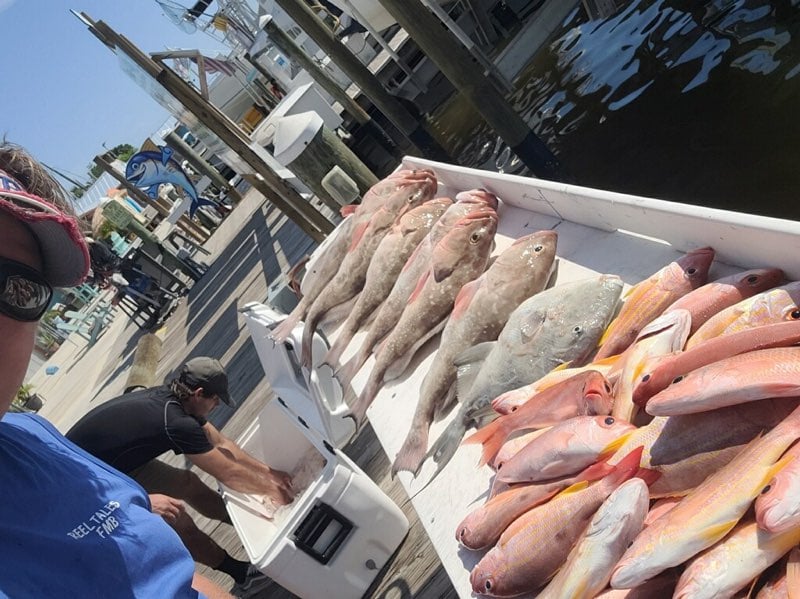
[0,192,89,287]
[219,390,233,406]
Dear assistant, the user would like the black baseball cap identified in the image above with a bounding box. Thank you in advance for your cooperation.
[180,357,233,405]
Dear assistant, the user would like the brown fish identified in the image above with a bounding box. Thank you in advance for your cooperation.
[347,209,498,424]
[336,190,499,388]
[299,173,437,367]
[271,169,435,342]
[392,230,558,476]
[322,197,453,368]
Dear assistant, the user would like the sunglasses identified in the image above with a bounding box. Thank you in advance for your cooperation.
[0,258,53,322]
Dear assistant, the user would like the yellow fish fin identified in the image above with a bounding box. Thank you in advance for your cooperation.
[598,432,634,461]
[599,324,614,346]
[552,361,572,372]
[700,519,738,543]
[761,455,795,489]
[569,579,588,599]
[787,546,800,599]
[555,480,589,498]
[593,354,622,368]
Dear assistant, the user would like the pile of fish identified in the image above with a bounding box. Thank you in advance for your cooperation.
[272,170,800,597]
[456,247,800,597]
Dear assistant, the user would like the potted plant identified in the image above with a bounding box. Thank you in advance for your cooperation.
[14,383,43,412]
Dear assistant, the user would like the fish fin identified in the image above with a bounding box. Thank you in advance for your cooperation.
[348,219,371,252]
[551,361,572,371]
[597,432,633,462]
[466,420,507,467]
[610,446,646,482]
[462,418,502,446]
[408,270,431,305]
[433,261,455,283]
[598,321,616,347]
[787,546,800,599]
[761,454,795,489]
[699,519,738,543]
[451,279,482,320]
[577,460,616,483]
[467,401,500,425]
[392,426,430,478]
[454,341,496,400]
[146,184,160,199]
[159,145,173,164]
[634,467,662,487]
[411,416,469,498]
[554,480,590,498]
[340,203,358,218]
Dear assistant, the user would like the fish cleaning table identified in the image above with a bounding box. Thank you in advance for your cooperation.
[308,157,800,597]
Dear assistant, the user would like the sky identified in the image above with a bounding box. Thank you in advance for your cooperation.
[0,0,231,188]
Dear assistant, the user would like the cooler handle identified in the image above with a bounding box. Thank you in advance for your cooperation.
[291,502,353,565]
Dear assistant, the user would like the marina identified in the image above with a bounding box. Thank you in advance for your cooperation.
[16,0,800,597]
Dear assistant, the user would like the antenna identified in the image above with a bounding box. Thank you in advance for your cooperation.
[154,0,198,34]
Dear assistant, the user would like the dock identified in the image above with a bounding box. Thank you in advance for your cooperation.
[35,185,457,598]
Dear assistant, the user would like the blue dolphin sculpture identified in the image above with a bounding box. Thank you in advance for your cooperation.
[125,145,217,217]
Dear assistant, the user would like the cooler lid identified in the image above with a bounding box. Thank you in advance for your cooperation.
[240,302,345,452]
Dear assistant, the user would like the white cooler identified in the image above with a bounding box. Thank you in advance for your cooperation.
[228,303,409,598]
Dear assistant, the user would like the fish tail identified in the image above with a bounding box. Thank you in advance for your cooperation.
[300,307,322,370]
[347,369,383,426]
[462,417,508,466]
[392,425,430,478]
[418,416,469,490]
[335,350,366,389]
[270,300,307,342]
[323,325,354,369]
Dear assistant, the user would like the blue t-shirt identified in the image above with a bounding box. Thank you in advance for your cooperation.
[0,413,202,598]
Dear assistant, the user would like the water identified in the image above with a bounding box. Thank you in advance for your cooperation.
[432,0,800,220]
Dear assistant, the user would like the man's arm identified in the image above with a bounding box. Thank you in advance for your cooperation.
[186,422,294,504]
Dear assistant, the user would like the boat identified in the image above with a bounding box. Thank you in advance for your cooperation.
[264,156,800,597]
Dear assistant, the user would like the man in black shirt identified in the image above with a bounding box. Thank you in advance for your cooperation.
[67,356,294,596]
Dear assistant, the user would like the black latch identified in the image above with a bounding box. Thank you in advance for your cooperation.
[277,397,287,408]
[323,440,335,456]
[297,416,308,429]
[292,503,353,565]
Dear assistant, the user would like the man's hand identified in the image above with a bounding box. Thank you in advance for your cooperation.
[263,468,294,505]
[149,494,185,524]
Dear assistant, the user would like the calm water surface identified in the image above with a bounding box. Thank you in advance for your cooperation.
[433,0,800,219]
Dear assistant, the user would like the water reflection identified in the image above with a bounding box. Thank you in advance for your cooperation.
[437,0,800,219]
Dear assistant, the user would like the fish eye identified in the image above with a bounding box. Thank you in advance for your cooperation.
[687,267,697,275]
[470,232,481,244]
[641,374,651,382]
[672,375,684,384]
[485,581,493,591]
[573,325,583,335]
[747,275,758,284]
[604,417,615,425]
[533,244,543,252]
[604,382,612,393]
[790,309,800,320]
[761,484,772,494]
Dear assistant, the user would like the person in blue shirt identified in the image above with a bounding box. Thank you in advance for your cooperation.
[0,141,232,598]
